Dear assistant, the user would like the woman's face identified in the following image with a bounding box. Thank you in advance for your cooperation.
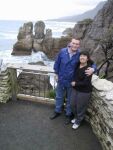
[80,54,88,64]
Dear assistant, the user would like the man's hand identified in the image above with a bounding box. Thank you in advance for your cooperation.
[54,74,58,82]
[85,67,94,76]
[71,81,76,86]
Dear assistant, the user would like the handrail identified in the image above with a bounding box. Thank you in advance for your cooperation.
[7,64,55,103]
[7,63,54,73]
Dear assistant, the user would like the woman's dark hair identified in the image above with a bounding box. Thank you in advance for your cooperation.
[79,50,93,65]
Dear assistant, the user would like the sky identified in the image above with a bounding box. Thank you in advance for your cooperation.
[0,0,106,21]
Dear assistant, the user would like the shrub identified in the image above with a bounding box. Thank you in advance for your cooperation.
[47,89,56,99]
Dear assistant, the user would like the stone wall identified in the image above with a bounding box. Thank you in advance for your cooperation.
[86,75,113,150]
[0,70,11,103]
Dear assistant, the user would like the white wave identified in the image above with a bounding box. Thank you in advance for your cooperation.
[0,50,54,66]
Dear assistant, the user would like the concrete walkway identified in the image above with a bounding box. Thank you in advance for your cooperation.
[0,100,102,150]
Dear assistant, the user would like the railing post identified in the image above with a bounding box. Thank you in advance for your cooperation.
[9,68,18,101]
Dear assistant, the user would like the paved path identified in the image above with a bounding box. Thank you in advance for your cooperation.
[0,100,102,150]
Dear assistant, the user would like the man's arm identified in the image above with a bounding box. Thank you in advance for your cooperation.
[54,52,61,74]
[85,63,97,76]
[71,74,92,87]
[54,51,62,81]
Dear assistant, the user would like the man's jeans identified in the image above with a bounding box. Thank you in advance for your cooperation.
[55,83,72,116]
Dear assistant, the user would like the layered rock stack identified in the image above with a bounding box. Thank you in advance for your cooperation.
[12,21,72,59]
[12,22,33,55]
[0,70,11,103]
[86,75,113,150]
[33,21,45,52]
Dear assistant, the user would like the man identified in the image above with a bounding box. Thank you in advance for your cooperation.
[50,38,96,124]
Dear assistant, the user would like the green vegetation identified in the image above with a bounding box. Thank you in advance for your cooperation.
[78,18,93,26]
[47,89,56,99]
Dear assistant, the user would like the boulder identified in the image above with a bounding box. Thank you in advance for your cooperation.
[34,21,45,39]
[33,21,46,52]
[12,22,33,55]
[63,27,73,37]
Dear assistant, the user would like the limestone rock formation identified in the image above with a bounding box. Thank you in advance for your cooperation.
[12,22,33,55]
[73,0,113,59]
[62,27,73,37]
[42,36,71,59]
[33,21,45,52]
[33,21,71,58]
[42,29,53,56]
[34,21,45,39]
[12,20,72,58]
[73,0,113,81]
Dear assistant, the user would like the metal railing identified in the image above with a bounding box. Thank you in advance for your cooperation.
[18,71,56,97]
[8,64,56,103]
[97,55,113,80]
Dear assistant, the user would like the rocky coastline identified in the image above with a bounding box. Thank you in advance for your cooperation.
[12,0,113,81]
[12,21,72,59]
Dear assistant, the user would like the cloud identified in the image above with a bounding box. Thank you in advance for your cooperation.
[0,0,105,20]
[72,0,105,6]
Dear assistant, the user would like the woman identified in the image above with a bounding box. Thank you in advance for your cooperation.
[70,51,93,129]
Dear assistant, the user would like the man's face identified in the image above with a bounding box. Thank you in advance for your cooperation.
[70,39,80,52]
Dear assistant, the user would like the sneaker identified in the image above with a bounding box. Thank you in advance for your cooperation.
[72,123,80,129]
[71,118,76,124]
[65,116,72,125]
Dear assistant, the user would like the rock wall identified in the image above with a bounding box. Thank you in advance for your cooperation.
[86,75,113,150]
[73,0,113,81]
[0,70,11,103]
[73,1,113,58]
[73,0,113,57]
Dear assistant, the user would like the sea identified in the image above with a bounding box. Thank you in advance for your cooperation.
[0,20,75,69]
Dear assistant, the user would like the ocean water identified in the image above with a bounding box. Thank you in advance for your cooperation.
[0,20,75,66]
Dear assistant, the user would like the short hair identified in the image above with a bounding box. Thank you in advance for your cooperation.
[80,50,90,59]
[71,37,81,41]
[79,50,94,65]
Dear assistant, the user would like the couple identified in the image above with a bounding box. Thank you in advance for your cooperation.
[50,38,96,129]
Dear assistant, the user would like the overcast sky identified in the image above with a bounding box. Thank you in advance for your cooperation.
[0,0,106,21]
